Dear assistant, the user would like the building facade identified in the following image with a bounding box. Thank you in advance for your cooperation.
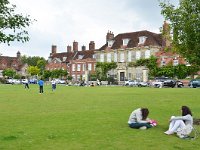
[95,30,164,83]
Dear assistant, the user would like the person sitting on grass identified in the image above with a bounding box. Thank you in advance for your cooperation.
[164,106,193,138]
[128,108,153,130]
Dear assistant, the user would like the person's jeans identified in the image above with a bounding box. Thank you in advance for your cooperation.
[129,122,152,129]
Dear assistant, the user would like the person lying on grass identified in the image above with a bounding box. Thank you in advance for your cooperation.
[164,106,193,138]
[128,108,157,130]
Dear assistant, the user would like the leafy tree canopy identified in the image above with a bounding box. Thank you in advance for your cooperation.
[160,0,200,65]
[21,55,46,66]
[0,0,34,44]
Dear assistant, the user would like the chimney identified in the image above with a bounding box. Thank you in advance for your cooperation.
[73,41,78,52]
[67,45,72,53]
[89,41,95,50]
[162,21,171,47]
[82,45,86,51]
[51,45,57,54]
[106,31,114,42]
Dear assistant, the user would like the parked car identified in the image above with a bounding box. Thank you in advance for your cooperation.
[6,79,21,84]
[151,77,177,88]
[125,80,138,86]
[55,79,66,84]
[138,81,149,87]
[29,79,37,84]
[188,79,200,88]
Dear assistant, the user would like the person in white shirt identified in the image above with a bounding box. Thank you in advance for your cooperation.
[51,79,56,91]
[164,106,193,137]
[128,108,152,129]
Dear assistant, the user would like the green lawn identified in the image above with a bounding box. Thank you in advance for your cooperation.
[0,84,199,150]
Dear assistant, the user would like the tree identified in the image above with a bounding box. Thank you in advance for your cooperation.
[27,66,40,76]
[160,0,200,65]
[21,55,46,66]
[2,68,16,78]
[37,59,47,75]
[96,62,117,80]
[0,0,34,44]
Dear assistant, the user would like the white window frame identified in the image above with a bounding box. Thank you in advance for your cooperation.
[114,53,117,62]
[128,51,132,62]
[120,53,125,62]
[139,36,147,44]
[107,53,111,62]
[77,64,81,71]
[145,50,150,58]
[123,38,130,46]
[100,54,104,62]
[72,64,76,71]
[88,63,92,71]
[82,64,85,71]
[108,40,115,47]
[136,51,141,60]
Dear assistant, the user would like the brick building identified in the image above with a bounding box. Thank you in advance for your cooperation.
[46,41,96,81]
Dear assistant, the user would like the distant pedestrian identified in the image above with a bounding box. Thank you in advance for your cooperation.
[38,78,44,94]
[24,79,29,89]
[51,79,56,91]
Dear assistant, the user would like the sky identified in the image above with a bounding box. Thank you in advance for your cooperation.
[0,0,179,59]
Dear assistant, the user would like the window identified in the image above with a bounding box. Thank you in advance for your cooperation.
[88,63,92,71]
[72,64,76,71]
[82,64,85,71]
[139,36,147,44]
[63,57,67,61]
[78,55,84,59]
[120,53,125,62]
[108,40,114,47]
[114,53,117,62]
[128,51,132,62]
[145,50,150,58]
[123,38,130,46]
[77,64,81,71]
[173,59,179,66]
[136,51,141,60]
[100,54,104,62]
[107,53,111,62]
[92,54,96,59]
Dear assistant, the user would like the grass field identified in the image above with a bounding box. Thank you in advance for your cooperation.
[0,84,199,150]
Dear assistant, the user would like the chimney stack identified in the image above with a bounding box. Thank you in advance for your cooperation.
[106,31,114,42]
[73,41,78,52]
[162,21,171,47]
[16,51,21,58]
[67,45,72,53]
[51,45,57,54]
[89,41,95,50]
[82,45,86,51]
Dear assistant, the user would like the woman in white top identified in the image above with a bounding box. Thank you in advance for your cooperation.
[128,108,152,129]
[164,106,193,137]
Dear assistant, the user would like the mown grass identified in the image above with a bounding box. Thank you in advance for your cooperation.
[0,84,199,150]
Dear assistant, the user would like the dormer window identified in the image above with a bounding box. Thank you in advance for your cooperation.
[108,40,115,47]
[123,38,130,46]
[63,57,67,61]
[139,36,147,44]
[78,55,84,59]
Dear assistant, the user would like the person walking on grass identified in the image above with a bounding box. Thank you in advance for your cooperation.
[51,79,56,91]
[24,79,29,89]
[164,106,193,138]
[128,108,153,130]
[38,78,44,94]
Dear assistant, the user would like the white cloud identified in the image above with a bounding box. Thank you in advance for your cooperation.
[0,0,179,59]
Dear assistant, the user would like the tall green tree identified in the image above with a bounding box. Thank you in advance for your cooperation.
[21,55,46,66]
[2,68,16,78]
[160,0,200,65]
[27,66,40,76]
[0,0,34,44]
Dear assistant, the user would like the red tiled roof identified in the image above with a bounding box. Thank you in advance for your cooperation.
[99,30,162,50]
